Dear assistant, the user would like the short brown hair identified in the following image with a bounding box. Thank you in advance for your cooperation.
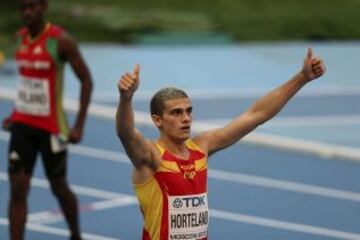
[150,87,188,116]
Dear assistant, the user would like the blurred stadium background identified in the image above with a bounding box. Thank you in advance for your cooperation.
[1,0,360,48]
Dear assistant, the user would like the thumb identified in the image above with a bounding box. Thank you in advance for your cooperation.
[306,47,313,61]
[133,64,140,78]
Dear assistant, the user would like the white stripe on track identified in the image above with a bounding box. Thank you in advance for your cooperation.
[68,142,360,203]
[206,115,360,127]
[91,86,360,101]
[211,210,360,240]
[1,132,360,202]
[1,171,360,239]
[1,87,360,162]
[0,217,121,240]
[28,198,137,225]
[209,169,360,202]
[0,172,137,201]
[2,174,360,240]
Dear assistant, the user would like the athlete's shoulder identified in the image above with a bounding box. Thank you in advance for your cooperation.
[15,27,28,38]
[186,138,205,153]
[48,23,65,38]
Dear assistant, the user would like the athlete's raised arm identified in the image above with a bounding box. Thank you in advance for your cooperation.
[195,48,326,155]
[116,65,153,168]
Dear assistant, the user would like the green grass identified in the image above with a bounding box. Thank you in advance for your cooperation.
[1,0,360,55]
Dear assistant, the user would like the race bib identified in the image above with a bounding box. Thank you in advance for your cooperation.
[168,193,209,240]
[15,76,50,116]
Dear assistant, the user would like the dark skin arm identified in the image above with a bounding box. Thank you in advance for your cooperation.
[1,34,18,131]
[58,32,93,143]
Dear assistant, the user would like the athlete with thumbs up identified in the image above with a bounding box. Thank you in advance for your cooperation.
[116,48,325,240]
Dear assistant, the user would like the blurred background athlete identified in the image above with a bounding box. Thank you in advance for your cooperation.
[2,0,93,239]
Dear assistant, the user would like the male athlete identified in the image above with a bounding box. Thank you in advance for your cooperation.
[2,0,92,239]
[116,48,325,239]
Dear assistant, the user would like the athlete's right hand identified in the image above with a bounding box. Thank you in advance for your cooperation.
[2,116,12,131]
[118,64,140,99]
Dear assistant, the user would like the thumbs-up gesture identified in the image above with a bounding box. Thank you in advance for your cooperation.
[118,64,140,99]
[301,48,326,82]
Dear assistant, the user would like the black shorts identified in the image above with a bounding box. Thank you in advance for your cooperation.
[8,123,68,178]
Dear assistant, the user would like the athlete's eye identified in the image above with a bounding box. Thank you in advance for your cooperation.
[171,109,182,116]
[186,107,193,114]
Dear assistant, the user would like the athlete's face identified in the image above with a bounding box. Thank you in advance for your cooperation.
[153,98,193,142]
[19,0,47,28]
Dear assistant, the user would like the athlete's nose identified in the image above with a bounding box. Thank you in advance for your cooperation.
[182,112,191,123]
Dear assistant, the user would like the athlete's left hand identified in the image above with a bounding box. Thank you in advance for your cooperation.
[301,48,326,81]
[68,127,83,143]
[2,116,13,131]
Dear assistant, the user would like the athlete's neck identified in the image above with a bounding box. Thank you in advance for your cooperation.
[28,21,46,39]
[157,137,190,160]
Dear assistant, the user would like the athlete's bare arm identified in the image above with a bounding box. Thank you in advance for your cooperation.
[116,65,154,169]
[1,34,21,131]
[194,48,326,155]
[58,32,93,143]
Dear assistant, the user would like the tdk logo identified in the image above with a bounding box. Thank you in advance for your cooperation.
[173,196,206,208]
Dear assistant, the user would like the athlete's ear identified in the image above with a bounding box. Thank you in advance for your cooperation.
[151,115,162,128]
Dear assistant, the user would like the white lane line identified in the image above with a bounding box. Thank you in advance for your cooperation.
[1,172,138,225]
[265,115,360,127]
[70,144,130,164]
[2,209,360,240]
[2,87,360,162]
[28,198,137,225]
[211,210,360,240]
[91,86,360,101]
[205,115,360,127]
[192,121,360,162]
[244,133,360,161]
[1,174,360,239]
[4,85,360,102]
[209,169,360,202]
[71,143,360,203]
[1,132,360,202]
[0,217,121,240]
[0,172,137,201]
[2,173,360,240]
